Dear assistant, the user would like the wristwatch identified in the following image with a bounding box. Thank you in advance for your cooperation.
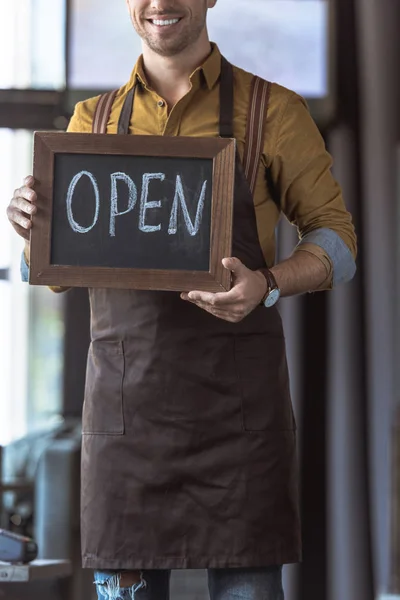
[259,268,281,308]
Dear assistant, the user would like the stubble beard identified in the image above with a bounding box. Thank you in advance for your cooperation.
[134,14,207,57]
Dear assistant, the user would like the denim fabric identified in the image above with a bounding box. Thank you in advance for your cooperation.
[20,251,29,282]
[94,567,284,600]
[208,567,284,600]
[298,227,356,286]
[94,570,170,600]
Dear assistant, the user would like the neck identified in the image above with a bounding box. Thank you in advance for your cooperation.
[141,33,212,105]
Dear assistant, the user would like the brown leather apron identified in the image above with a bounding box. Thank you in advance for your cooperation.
[81,58,301,571]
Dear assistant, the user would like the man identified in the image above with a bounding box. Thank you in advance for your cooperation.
[7,0,356,598]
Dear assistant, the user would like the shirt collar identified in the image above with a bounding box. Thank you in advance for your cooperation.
[195,42,222,90]
[133,55,150,89]
[128,43,222,92]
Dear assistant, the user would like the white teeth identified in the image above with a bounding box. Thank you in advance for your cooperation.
[152,18,180,26]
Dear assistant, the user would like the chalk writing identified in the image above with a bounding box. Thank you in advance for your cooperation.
[65,170,207,237]
[66,170,100,234]
[52,151,215,273]
[168,174,207,237]
[139,172,165,233]
[110,172,137,237]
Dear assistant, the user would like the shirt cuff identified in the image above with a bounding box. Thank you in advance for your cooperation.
[20,250,70,293]
[297,228,356,287]
[20,250,29,282]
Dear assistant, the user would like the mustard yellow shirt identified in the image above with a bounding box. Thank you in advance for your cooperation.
[65,44,356,288]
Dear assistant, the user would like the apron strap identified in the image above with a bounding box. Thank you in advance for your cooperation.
[92,66,270,192]
[92,90,118,134]
[219,57,234,138]
[92,85,138,134]
[243,77,272,196]
[117,85,137,135]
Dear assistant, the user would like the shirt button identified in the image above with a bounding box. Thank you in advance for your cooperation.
[157,100,165,107]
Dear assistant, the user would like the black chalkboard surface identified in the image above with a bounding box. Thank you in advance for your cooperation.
[52,153,213,272]
[30,132,236,292]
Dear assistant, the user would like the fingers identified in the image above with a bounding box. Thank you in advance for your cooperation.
[222,256,245,273]
[6,214,31,241]
[184,258,248,307]
[14,184,37,205]
[6,206,32,238]
[23,175,35,187]
[180,257,259,322]
[181,293,245,322]
[186,287,242,307]
[15,222,31,242]
[12,193,37,216]
[13,176,37,207]
[6,177,37,240]
[190,301,237,322]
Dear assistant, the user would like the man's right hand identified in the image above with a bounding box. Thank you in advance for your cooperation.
[6,176,37,263]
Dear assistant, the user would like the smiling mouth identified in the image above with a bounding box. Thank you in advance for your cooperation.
[148,18,182,27]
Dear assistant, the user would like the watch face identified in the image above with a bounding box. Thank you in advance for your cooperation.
[264,288,280,308]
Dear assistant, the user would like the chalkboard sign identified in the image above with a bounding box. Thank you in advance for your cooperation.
[30,132,236,291]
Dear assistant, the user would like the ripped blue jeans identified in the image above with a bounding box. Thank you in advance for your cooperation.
[94,566,284,599]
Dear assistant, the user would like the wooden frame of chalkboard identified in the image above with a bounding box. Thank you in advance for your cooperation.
[30,132,236,292]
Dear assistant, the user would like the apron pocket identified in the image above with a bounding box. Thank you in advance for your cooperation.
[234,335,295,432]
[82,340,125,435]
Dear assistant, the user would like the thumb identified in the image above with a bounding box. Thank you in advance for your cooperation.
[222,257,247,275]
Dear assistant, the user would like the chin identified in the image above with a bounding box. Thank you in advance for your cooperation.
[147,40,190,57]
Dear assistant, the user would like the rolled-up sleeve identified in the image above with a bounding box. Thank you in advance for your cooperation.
[298,228,356,287]
[269,92,357,287]
[20,251,29,282]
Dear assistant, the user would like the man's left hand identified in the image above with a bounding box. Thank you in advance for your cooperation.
[180,257,267,322]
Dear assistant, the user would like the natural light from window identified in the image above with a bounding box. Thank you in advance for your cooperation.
[0,1,66,446]
[0,0,66,89]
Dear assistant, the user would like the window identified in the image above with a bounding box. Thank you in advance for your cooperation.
[0,130,65,446]
[0,130,31,445]
[69,0,329,99]
[0,0,66,90]
[208,0,328,98]
[0,0,66,445]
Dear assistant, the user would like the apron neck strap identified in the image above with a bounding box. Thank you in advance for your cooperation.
[219,56,234,138]
[242,77,272,195]
[118,84,137,135]
[94,57,234,138]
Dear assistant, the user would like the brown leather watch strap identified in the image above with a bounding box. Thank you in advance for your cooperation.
[259,268,278,303]
[259,268,271,303]
[267,268,278,291]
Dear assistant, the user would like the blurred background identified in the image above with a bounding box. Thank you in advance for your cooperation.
[0,0,399,599]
